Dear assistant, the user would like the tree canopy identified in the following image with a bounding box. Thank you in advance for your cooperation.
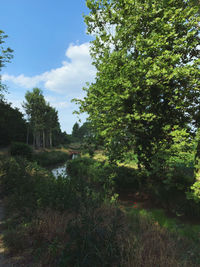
[77,0,200,170]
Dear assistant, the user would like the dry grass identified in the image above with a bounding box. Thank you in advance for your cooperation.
[130,219,180,266]
[29,209,73,266]
[3,206,197,266]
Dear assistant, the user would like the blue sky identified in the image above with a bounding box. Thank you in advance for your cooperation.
[1,0,96,134]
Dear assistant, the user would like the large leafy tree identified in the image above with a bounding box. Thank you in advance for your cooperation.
[77,0,200,171]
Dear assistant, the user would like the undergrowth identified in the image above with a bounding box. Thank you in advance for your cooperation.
[0,156,199,266]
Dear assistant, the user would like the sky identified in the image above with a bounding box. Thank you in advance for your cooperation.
[0,0,96,134]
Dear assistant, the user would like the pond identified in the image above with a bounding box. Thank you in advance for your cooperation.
[49,153,79,178]
[51,163,68,178]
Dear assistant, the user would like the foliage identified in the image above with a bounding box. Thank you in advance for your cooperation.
[76,0,200,173]
[71,122,80,139]
[0,100,27,146]
[10,142,33,159]
[1,156,200,266]
[33,150,70,167]
[23,88,61,148]
[187,181,200,203]
[60,205,130,267]
[67,157,117,204]
[71,121,93,144]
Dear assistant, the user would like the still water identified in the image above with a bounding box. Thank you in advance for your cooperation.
[50,154,78,178]
[51,163,68,178]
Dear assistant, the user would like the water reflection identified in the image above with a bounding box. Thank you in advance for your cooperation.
[51,153,78,178]
[51,164,67,178]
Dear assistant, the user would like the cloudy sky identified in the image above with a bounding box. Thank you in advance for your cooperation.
[1,0,96,133]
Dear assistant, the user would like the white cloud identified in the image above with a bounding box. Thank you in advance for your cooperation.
[2,42,96,95]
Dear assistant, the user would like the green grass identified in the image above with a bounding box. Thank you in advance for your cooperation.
[126,206,200,243]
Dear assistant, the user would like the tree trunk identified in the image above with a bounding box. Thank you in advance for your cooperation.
[50,130,52,148]
[33,132,35,148]
[26,126,29,144]
[195,128,200,181]
[36,131,40,149]
[43,130,45,149]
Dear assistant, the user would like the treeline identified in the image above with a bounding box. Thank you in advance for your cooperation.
[23,87,69,149]
[0,100,27,146]
[0,89,70,149]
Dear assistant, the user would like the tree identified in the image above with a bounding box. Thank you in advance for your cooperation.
[0,100,27,146]
[44,104,60,148]
[23,88,61,149]
[76,0,200,172]
[0,30,13,98]
[72,122,80,139]
[23,88,46,148]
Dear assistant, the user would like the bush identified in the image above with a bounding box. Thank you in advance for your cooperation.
[67,157,116,204]
[59,204,130,267]
[10,142,33,159]
[114,166,144,191]
[33,150,70,167]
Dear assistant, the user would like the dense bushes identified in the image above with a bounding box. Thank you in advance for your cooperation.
[33,150,70,167]
[0,156,131,266]
[0,156,199,266]
[0,157,77,214]
[10,142,33,159]
[60,205,130,267]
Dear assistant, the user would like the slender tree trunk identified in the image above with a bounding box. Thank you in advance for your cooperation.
[36,131,40,149]
[26,126,29,145]
[195,128,200,181]
[50,130,52,148]
[33,132,35,148]
[43,130,45,149]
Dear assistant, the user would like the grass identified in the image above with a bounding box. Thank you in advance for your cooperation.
[126,206,200,242]
[122,204,200,265]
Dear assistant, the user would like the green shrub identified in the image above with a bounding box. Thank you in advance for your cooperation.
[67,157,116,204]
[10,142,33,159]
[114,166,144,191]
[60,204,130,267]
[33,150,70,167]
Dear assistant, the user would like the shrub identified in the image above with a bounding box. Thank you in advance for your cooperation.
[59,204,130,267]
[33,150,70,167]
[67,157,116,204]
[10,142,33,159]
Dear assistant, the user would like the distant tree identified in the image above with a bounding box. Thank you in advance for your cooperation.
[23,88,61,149]
[23,88,46,148]
[44,104,60,147]
[72,122,80,139]
[78,122,92,141]
[0,30,13,98]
